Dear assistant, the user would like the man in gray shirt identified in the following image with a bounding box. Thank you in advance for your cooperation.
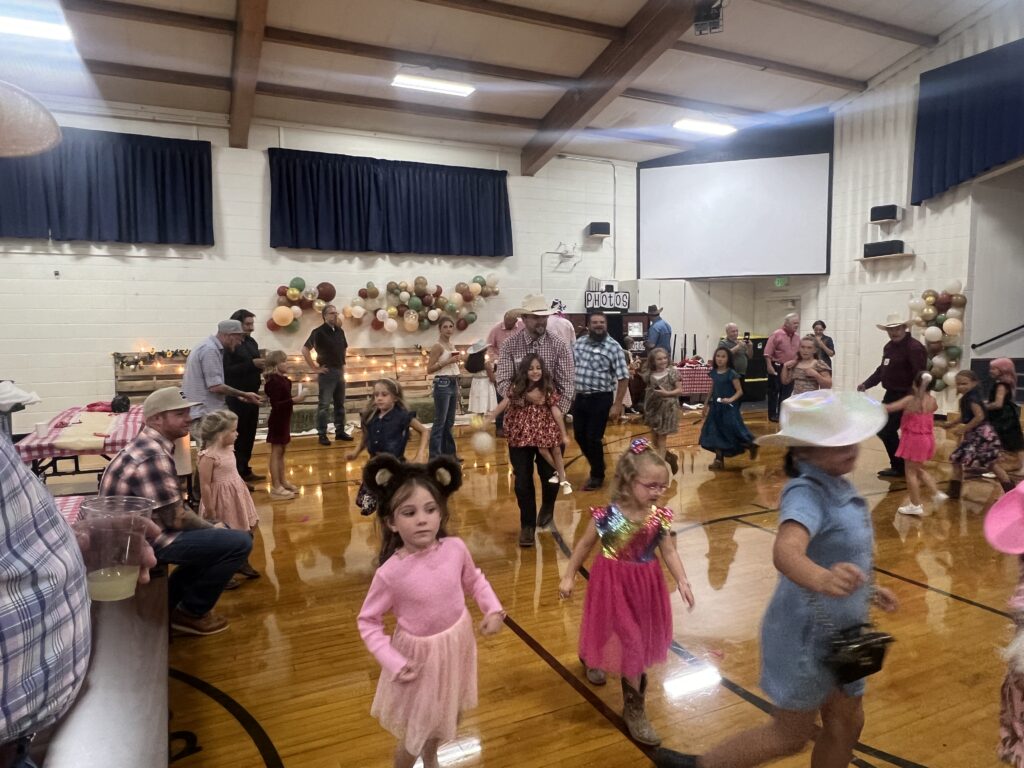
[182,320,261,431]
[717,323,753,377]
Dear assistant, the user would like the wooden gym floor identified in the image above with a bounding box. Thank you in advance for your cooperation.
[163,411,1019,768]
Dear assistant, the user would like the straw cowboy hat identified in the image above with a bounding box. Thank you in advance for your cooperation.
[520,294,556,316]
[876,313,909,331]
[0,81,61,158]
[984,482,1024,554]
[757,390,888,447]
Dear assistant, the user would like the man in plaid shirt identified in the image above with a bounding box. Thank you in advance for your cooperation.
[496,294,575,548]
[0,435,158,767]
[99,388,252,636]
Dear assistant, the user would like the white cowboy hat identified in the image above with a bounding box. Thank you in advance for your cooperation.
[0,81,61,158]
[467,339,488,354]
[875,313,909,331]
[520,294,556,316]
[757,390,887,448]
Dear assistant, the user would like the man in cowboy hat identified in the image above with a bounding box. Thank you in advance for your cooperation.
[858,313,928,478]
[496,294,576,548]
[644,305,672,355]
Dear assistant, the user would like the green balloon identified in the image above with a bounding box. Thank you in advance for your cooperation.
[934,313,947,326]
[945,345,962,360]
[465,312,477,324]
[408,296,423,311]
[289,276,306,291]
[284,319,302,333]
[472,275,486,286]
[419,318,430,331]
[932,379,947,392]
[445,302,457,313]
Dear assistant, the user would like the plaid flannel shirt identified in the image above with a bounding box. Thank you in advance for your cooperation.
[496,328,575,414]
[572,335,629,394]
[0,435,91,742]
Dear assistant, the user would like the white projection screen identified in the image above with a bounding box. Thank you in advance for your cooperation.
[639,153,830,279]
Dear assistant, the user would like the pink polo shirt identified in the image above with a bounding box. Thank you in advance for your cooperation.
[764,328,800,366]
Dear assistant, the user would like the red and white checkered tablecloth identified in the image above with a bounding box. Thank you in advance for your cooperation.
[53,495,85,525]
[15,405,145,463]
[676,365,713,395]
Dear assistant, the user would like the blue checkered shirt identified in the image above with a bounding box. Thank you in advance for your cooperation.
[572,334,629,394]
[0,435,91,742]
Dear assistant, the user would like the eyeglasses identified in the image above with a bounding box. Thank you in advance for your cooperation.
[635,482,669,493]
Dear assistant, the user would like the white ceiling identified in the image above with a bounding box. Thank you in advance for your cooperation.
[0,0,1002,165]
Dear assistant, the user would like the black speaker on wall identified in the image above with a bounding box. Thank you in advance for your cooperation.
[870,204,902,223]
[586,221,610,237]
[863,240,906,258]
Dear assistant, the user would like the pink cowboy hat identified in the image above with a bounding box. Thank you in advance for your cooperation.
[984,483,1024,554]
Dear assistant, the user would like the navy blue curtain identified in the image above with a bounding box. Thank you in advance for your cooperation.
[0,128,214,245]
[268,148,513,257]
[911,38,1024,205]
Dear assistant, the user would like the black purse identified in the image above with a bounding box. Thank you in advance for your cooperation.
[823,623,894,685]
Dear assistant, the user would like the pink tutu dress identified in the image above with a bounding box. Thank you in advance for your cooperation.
[578,505,674,678]
[197,446,259,530]
[357,537,503,756]
[895,410,935,463]
[1000,557,1024,766]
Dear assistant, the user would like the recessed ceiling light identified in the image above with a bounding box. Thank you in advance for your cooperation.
[0,16,72,41]
[672,117,737,137]
[392,73,474,98]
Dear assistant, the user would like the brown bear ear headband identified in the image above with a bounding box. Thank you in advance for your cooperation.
[362,454,463,511]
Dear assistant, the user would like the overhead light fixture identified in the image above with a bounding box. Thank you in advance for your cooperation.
[392,73,474,98]
[0,16,72,41]
[673,117,737,137]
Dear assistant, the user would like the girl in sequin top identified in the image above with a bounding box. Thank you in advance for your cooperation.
[559,439,695,746]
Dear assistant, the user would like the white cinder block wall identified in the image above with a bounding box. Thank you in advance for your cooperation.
[1,119,636,431]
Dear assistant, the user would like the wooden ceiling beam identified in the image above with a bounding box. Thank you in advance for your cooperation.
[583,126,692,152]
[83,59,232,90]
[61,0,235,34]
[410,0,621,40]
[751,0,937,47]
[521,0,699,176]
[621,88,763,118]
[228,0,268,148]
[671,41,865,92]
[262,27,575,89]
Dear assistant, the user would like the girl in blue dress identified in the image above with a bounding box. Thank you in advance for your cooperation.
[653,391,901,768]
[699,347,757,470]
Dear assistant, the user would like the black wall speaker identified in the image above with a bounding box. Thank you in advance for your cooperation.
[586,221,611,237]
[863,240,906,258]
[870,204,902,222]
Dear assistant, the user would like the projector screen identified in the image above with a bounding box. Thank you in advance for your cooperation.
[639,153,830,279]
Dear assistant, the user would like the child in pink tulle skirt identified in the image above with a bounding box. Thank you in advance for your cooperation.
[559,438,695,747]
[886,371,945,516]
[356,455,505,768]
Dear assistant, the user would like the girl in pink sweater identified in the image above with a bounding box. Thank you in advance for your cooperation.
[357,455,505,768]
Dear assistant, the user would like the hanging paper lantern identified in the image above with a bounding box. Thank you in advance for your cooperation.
[944,279,963,294]
[276,285,289,296]
[923,326,943,343]
[266,319,280,331]
[313,299,327,313]
[289,277,306,291]
[272,306,294,326]
[286,287,301,302]
[291,306,303,319]
[942,318,963,336]
[383,318,398,333]
[316,282,337,302]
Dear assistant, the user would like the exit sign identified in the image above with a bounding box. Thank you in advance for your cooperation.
[774,276,789,288]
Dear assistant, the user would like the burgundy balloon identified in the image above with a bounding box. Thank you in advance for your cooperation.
[266,319,280,331]
[276,285,288,296]
[358,288,369,299]
[434,285,443,297]
[316,282,337,302]
[935,292,953,312]
[422,294,434,306]
[456,318,468,331]
[371,318,384,330]
[299,298,314,309]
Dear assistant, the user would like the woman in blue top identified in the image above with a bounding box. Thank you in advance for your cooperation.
[654,391,900,768]
[348,379,430,515]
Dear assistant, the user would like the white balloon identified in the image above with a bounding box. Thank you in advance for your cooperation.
[942,370,959,387]
[944,279,963,295]
[923,326,943,343]
[383,318,398,333]
[427,308,440,322]
[352,297,365,308]
[930,354,949,372]
[351,305,366,319]
[908,298,926,312]
[399,291,411,303]
[472,297,486,311]
[452,294,464,307]
[485,273,499,288]
[946,307,963,319]
[376,309,387,322]
[470,430,495,454]
[291,306,302,319]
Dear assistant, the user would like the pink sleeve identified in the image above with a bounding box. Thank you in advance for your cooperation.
[455,539,503,616]
[764,331,777,361]
[357,570,409,678]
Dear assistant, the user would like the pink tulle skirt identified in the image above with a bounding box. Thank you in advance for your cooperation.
[578,555,673,678]
[1000,669,1024,766]
[371,609,477,756]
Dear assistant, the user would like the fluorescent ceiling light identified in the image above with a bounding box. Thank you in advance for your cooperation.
[672,117,737,137]
[392,73,474,98]
[0,16,72,41]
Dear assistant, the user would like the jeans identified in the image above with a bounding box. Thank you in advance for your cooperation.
[317,367,346,437]
[572,391,613,481]
[430,376,459,458]
[766,363,793,420]
[880,389,908,472]
[226,396,259,476]
[156,528,252,616]
[508,445,559,529]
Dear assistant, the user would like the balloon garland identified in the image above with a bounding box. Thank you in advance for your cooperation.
[907,279,967,392]
[266,278,337,333]
[346,274,500,334]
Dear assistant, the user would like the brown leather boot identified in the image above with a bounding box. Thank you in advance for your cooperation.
[622,674,661,746]
[948,480,962,499]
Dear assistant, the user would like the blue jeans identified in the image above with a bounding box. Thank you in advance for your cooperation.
[156,528,252,616]
[429,376,459,458]
[317,367,346,437]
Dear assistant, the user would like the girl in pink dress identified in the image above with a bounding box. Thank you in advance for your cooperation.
[357,455,505,768]
[198,409,260,579]
[559,438,695,746]
[488,353,571,493]
[885,371,946,516]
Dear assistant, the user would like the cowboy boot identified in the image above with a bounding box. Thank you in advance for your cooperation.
[948,480,962,499]
[622,674,661,746]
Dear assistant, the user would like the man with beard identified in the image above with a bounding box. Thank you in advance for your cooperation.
[224,309,265,485]
[302,304,353,445]
[571,312,629,492]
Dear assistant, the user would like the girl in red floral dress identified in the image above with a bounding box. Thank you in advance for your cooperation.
[488,353,571,494]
